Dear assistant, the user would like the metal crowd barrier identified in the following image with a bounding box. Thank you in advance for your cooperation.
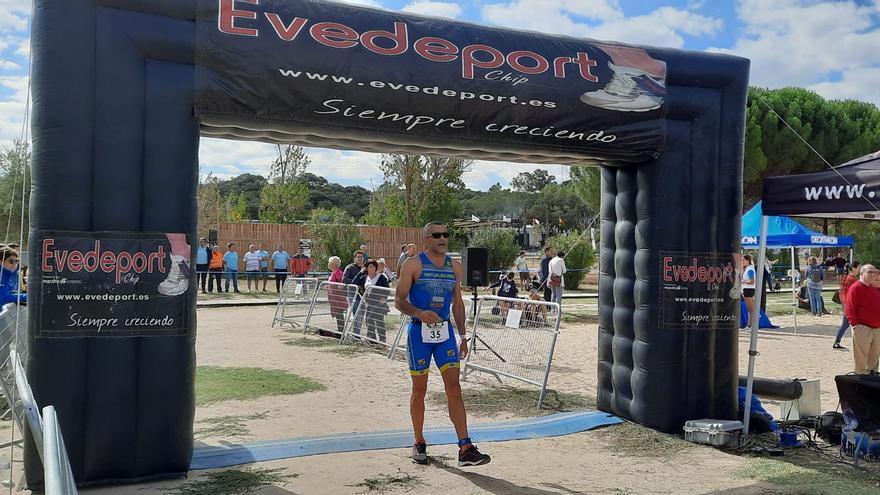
[42,406,77,494]
[12,350,43,460]
[0,304,27,431]
[462,295,561,409]
[272,278,320,328]
[342,286,407,350]
[304,281,359,338]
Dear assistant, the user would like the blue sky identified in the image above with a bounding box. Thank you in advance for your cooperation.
[1,0,879,190]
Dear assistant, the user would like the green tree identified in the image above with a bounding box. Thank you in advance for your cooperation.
[218,173,267,220]
[525,183,587,230]
[510,169,556,193]
[301,172,371,219]
[269,145,310,184]
[197,173,223,235]
[362,186,407,226]
[469,227,519,271]
[259,181,309,223]
[378,154,472,227]
[0,141,30,245]
[306,208,365,270]
[567,165,601,214]
[546,231,596,290]
[224,192,249,222]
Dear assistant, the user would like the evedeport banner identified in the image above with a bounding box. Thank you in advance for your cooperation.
[195,0,667,163]
[36,231,191,338]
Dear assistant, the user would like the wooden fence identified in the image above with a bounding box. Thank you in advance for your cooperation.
[216,223,423,271]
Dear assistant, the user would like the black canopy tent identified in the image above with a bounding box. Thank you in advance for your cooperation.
[743,150,880,434]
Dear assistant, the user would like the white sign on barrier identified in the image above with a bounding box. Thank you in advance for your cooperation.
[504,309,522,329]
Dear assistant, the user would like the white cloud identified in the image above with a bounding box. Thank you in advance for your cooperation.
[402,1,463,19]
[0,75,28,145]
[0,1,30,32]
[809,67,880,106]
[712,0,880,104]
[0,60,19,71]
[480,0,720,48]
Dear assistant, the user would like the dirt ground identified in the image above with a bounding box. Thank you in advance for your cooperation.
[10,305,876,494]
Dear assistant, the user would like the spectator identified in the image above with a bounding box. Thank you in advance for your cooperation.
[243,244,262,292]
[741,254,756,322]
[0,246,25,305]
[489,271,519,317]
[548,250,567,306]
[827,252,848,282]
[833,262,860,349]
[223,242,240,293]
[406,243,417,258]
[343,251,367,336]
[360,244,369,261]
[763,257,775,293]
[514,251,530,291]
[539,246,554,302]
[195,237,211,294]
[805,256,825,316]
[258,242,270,292]
[489,271,519,299]
[362,260,390,342]
[271,243,291,293]
[397,244,409,270]
[343,251,365,284]
[291,247,311,278]
[377,258,396,282]
[844,264,880,374]
[208,242,224,293]
[326,256,346,337]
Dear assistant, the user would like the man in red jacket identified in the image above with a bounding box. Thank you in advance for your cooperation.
[844,264,880,374]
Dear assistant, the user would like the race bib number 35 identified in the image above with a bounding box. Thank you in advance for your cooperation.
[421,322,450,344]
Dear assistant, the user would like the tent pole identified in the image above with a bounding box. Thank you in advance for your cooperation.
[743,215,769,436]
[791,246,797,335]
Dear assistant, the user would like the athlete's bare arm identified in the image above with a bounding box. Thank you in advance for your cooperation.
[452,260,469,359]
[395,257,441,324]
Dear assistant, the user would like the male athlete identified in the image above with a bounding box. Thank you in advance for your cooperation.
[395,221,491,467]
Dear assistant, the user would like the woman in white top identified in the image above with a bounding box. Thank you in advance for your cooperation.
[548,251,568,306]
[741,254,757,323]
[514,251,529,291]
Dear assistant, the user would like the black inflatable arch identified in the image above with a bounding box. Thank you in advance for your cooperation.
[28,0,749,486]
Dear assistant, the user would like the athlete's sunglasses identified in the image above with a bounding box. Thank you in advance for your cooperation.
[425,232,450,239]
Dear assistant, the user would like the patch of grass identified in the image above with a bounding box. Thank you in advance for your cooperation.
[321,343,387,358]
[163,468,296,495]
[195,366,325,406]
[282,336,338,347]
[193,411,269,440]
[351,470,424,493]
[429,386,595,417]
[591,421,698,460]
[737,456,880,495]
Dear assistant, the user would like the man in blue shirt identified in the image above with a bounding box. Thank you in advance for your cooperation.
[271,243,291,293]
[223,243,240,293]
[258,242,270,292]
[196,237,211,294]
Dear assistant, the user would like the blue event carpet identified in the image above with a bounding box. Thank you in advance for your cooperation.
[191,410,620,470]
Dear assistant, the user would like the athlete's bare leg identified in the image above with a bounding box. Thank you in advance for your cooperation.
[410,374,429,444]
[440,367,472,452]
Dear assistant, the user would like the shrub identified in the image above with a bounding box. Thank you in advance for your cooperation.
[547,231,596,290]
[306,208,365,271]
[469,227,519,272]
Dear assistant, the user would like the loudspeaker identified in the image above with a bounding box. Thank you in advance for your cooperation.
[208,229,218,244]
[461,247,489,287]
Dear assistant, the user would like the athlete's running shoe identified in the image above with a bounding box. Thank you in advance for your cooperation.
[580,61,665,112]
[458,445,491,467]
[158,255,191,296]
[411,442,428,465]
